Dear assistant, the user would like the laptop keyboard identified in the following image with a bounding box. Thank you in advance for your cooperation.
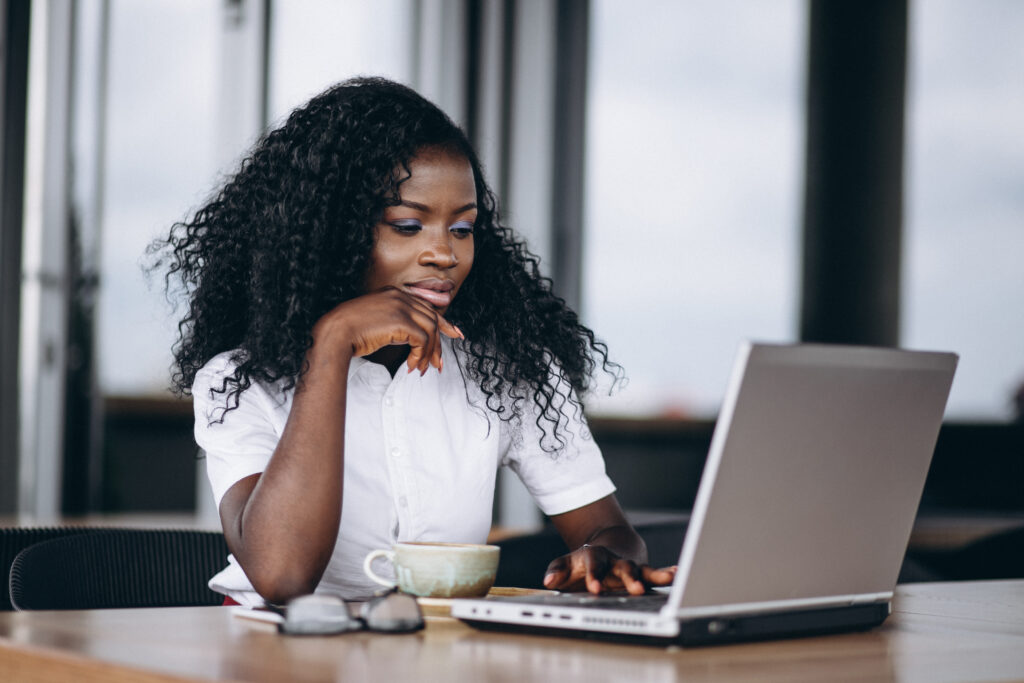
[490,592,670,613]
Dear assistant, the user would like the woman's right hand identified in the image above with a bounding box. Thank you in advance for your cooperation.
[311,287,464,374]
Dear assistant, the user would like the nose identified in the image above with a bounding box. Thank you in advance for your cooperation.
[418,230,458,268]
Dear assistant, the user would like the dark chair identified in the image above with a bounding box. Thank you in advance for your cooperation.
[0,526,118,610]
[8,528,229,610]
[903,525,1024,582]
[495,528,568,588]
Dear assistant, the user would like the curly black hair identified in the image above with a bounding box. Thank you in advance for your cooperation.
[151,76,620,451]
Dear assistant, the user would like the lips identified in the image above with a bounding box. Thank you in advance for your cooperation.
[404,278,456,308]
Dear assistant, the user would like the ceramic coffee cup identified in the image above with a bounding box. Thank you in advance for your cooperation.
[362,542,500,598]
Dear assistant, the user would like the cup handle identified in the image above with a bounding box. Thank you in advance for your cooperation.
[363,549,397,589]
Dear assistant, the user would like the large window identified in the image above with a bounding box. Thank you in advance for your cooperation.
[582,0,806,417]
[26,0,1019,518]
[96,0,220,395]
[904,0,1024,420]
[95,0,415,397]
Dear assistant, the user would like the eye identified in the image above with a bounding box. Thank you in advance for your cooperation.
[388,219,422,235]
[449,220,474,238]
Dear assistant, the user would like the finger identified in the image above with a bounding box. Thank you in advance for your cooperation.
[405,341,425,374]
[396,326,430,374]
[610,561,647,595]
[394,290,463,341]
[641,565,678,587]
[384,313,433,375]
[420,314,454,374]
[543,556,572,589]
[439,318,463,340]
[400,301,444,374]
[401,294,460,341]
[425,315,442,374]
[546,553,593,591]
[416,326,435,375]
[583,552,610,595]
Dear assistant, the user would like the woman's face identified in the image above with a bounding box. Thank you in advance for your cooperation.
[365,148,477,315]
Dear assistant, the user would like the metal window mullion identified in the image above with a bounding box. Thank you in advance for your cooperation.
[469,0,509,197]
[1,0,32,514]
[19,0,75,517]
[800,0,907,346]
[549,0,589,312]
[216,0,269,172]
[505,0,557,271]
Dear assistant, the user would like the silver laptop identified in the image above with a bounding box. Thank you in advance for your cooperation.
[452,341,958,645]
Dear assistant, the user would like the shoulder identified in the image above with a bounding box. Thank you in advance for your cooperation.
[191,350,291,422]
[191,350,246,399]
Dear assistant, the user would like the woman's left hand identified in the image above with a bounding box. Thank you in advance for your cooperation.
[542,544,677,595]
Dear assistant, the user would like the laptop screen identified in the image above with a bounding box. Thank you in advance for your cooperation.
[669,342,957,613]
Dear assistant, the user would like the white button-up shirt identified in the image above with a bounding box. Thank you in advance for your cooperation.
[193,338,615,603]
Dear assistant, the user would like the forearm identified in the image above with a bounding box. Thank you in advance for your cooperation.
[551,494,647,564]
[223,345,351,603]
[217,290,459,603]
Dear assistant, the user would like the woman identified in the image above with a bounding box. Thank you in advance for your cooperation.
[154,77,674,606]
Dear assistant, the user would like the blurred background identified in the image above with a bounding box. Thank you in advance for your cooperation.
[1,1,1022,551]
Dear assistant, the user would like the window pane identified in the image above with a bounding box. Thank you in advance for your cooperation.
[97,0,219,395]
[905,0,1024,420]
[268,0,414,123]
[583,0,805,416]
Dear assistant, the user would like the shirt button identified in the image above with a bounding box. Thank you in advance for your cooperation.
[390,447,401,458]
[399,496,408,507]
[384,397,393,407]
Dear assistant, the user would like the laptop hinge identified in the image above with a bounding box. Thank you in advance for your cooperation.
[674,591,893,619]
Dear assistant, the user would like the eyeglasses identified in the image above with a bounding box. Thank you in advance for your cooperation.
[277,589,425,636]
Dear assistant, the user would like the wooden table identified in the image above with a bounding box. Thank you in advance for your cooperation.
[3,580,1024,683]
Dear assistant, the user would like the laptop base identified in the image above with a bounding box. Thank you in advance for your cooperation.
[460,602,890,647]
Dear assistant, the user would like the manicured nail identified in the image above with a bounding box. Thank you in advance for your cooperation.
[454,325,465,339]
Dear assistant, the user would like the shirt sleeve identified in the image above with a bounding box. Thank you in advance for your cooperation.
[192,353,285,508]
[500,374,616,516]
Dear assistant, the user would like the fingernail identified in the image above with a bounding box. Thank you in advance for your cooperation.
[454,325,465,339]
[543,574,554,587]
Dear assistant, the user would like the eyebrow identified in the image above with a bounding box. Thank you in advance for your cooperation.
[400,200,478,214]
